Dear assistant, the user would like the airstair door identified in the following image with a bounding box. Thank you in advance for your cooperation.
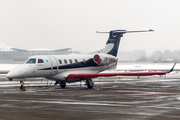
[48,56,58,75]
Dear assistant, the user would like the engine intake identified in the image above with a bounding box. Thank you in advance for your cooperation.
[93,54,101,64]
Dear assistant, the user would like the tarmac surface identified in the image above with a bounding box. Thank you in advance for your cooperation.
[1,73,180,120]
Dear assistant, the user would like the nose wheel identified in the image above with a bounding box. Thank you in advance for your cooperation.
[19,80,26,91]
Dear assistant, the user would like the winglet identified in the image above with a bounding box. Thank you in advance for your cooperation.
[168,62,177,73]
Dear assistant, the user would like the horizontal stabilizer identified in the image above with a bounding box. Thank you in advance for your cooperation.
[96,29,154,34]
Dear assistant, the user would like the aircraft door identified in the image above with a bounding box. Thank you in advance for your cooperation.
[48,56,58,75]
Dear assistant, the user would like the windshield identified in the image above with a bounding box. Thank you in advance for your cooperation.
[26,58,36,64]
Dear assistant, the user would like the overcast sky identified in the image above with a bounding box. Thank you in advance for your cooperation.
[0,0,180,54]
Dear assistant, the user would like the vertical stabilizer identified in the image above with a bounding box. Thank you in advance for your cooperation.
[103,30,124,56]
[97,29,154,57]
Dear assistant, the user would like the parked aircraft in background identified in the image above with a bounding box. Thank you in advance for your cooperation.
[6,29,176,90]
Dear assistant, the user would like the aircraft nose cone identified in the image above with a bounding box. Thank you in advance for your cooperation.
[6,65,24,79]
[6,70,22,79]
[6,72,13,80]
[6,72,11,78]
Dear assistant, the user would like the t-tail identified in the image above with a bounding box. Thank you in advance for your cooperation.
[97,29,154,57]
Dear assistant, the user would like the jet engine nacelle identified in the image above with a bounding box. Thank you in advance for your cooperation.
[93,53,117,66]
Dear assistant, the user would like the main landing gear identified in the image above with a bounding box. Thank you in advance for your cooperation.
[54,81,66,88]
[86,79,94,89]
[54,79,94,89]
[60,81,66,88]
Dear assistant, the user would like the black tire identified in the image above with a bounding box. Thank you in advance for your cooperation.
[86,79,94,89]
[87,83,93,89]
[60,82,66,88]
[20,85,23,89]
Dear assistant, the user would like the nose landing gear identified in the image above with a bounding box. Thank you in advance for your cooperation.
[19,80,26,91]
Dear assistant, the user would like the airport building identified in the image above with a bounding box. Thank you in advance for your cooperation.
[0,44,80,63]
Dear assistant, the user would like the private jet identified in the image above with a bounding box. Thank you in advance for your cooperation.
[6,29,176,89]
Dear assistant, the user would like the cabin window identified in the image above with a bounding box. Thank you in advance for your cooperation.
[69,59,72,64]
[59,59,62,64]
[104,57,108,61]
[38,59,44,63]
[75,59,78,63]
[64,59,67,64]
[26,58,36,64]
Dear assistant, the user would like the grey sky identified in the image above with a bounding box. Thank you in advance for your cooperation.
[0,0,180,54]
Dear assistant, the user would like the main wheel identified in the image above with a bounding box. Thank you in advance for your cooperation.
[86,79,94,89]
[60,82,66,88]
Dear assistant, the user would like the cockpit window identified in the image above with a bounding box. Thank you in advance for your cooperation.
[38,59,44,63]
[26,58,36,64]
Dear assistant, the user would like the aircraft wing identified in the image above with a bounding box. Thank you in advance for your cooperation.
[66,62,176,80]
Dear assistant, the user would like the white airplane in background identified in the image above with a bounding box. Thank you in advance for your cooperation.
[6,29,176,90]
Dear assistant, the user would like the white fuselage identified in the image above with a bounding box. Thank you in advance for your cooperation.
[6,53,118,82]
